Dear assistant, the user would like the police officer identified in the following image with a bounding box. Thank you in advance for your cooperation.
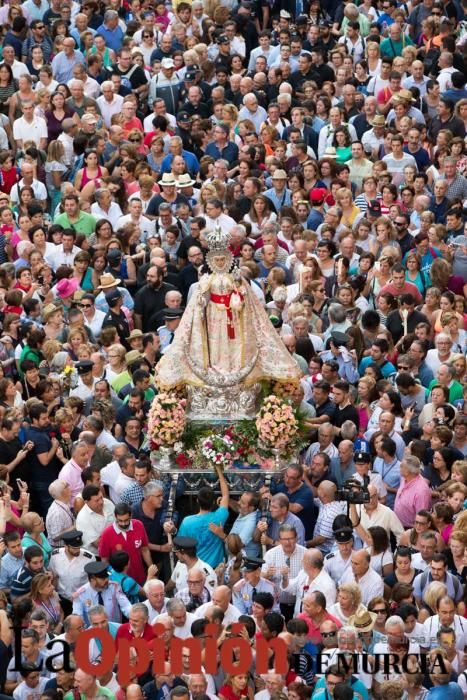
[49,530,95,616]
[232,557,277,615]
[72,561,132,627]
[323,528,356,584]
[169,536,217,593]
[157,308,183,352]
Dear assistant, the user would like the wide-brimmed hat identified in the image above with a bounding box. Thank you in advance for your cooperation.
[393,89,415,103]
[371,115,386,127]
[125,350,143,366]
[43,303,61,322]
[98,273,121,290]
[159,173,177,187]
[177,173,196,188]
[348,610,377,632]
[323,146,337,159]
[127,329,143,341]
[271,169,288,180]
[56,277,79,300]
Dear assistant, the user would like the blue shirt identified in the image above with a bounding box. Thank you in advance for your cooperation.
[178,506,229,568]
[274,482,317,540]
[358,356,397,378]
[230,511,261,557]
[95,24,124,52]
[160,151,200,176]
[373,456,401,508]
[427,684,463,700]
[205,141,239,162]
[263,187,292,212]
[51,50,86,83]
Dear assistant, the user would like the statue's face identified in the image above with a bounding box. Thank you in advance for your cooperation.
[213,255,226,268]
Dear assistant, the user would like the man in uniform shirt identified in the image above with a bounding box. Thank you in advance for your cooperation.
[49,530,95,615]
[73,560,132,626]
[69,360,97,401]
[324,528,356,584]
[167,536,217,594]
[232,557,277,615]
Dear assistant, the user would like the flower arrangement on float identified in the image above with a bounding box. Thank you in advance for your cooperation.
[147,391,306,472]
[147,393,186,451]
[256,394,298,449]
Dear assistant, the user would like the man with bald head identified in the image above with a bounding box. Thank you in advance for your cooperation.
[281,548,336,615]
[134,265,177,332]
[339,548,384,605]
[194,585,241,625]
[307,482,345,554]
[329,440,356,488]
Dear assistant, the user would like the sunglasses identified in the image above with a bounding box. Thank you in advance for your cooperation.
[372,609,387,614]
[321,632,337,638]
[398,365,409,370]
[129,138,141,142]
[79,303,93,308]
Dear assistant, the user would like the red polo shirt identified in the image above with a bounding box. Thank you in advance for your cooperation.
[99,519,148,585]
[116,622,155,643]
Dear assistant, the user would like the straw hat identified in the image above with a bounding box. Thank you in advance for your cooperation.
[348,610,377,632]
[98,273,121,290]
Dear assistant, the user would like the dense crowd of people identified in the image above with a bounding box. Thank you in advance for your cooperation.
[0,0,465,698]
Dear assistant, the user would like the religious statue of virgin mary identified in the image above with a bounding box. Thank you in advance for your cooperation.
[156,228,301,420]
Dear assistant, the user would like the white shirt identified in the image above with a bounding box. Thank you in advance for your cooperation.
[49,243,81,271]
[339,566,384,605]
[170,559,217,592]
[262,544,307,605]
[70,377,97,401]
[437,66,456,92]
[84,308,106,339]
[114,473,136,500]
[281,568,336,616]
[100,459,122,503]
[75,499,115,554]
[318,122,358,158]
[91,201,123,228]
[421,614,467,651]
[173,612,196,639]
[373,641,420,684]
[11,60,30,80]
[116,214,155,240]
[96,93,124,128]
[353,502,405,543]
[143,598,169,623]
[411,552,430,571]
[10,178,47,204]
[195,602,240,626]
[13,115,47,147]
[205,212,237,237]
[57,132,75,168]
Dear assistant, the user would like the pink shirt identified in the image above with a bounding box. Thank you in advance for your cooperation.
[394,474,432,528]
[58,459,85,504]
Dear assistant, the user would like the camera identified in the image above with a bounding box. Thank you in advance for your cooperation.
[336,475,370,504]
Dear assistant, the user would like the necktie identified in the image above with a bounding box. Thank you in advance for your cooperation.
[252,587,257,598]
[97,591,104,606]
[285,557,291,568]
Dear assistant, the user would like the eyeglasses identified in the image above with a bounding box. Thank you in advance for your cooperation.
[35,24,45,28]
[398,365,409,370]
[395,221,406,226]
[129,138,141,143]
[372,609,387,614]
